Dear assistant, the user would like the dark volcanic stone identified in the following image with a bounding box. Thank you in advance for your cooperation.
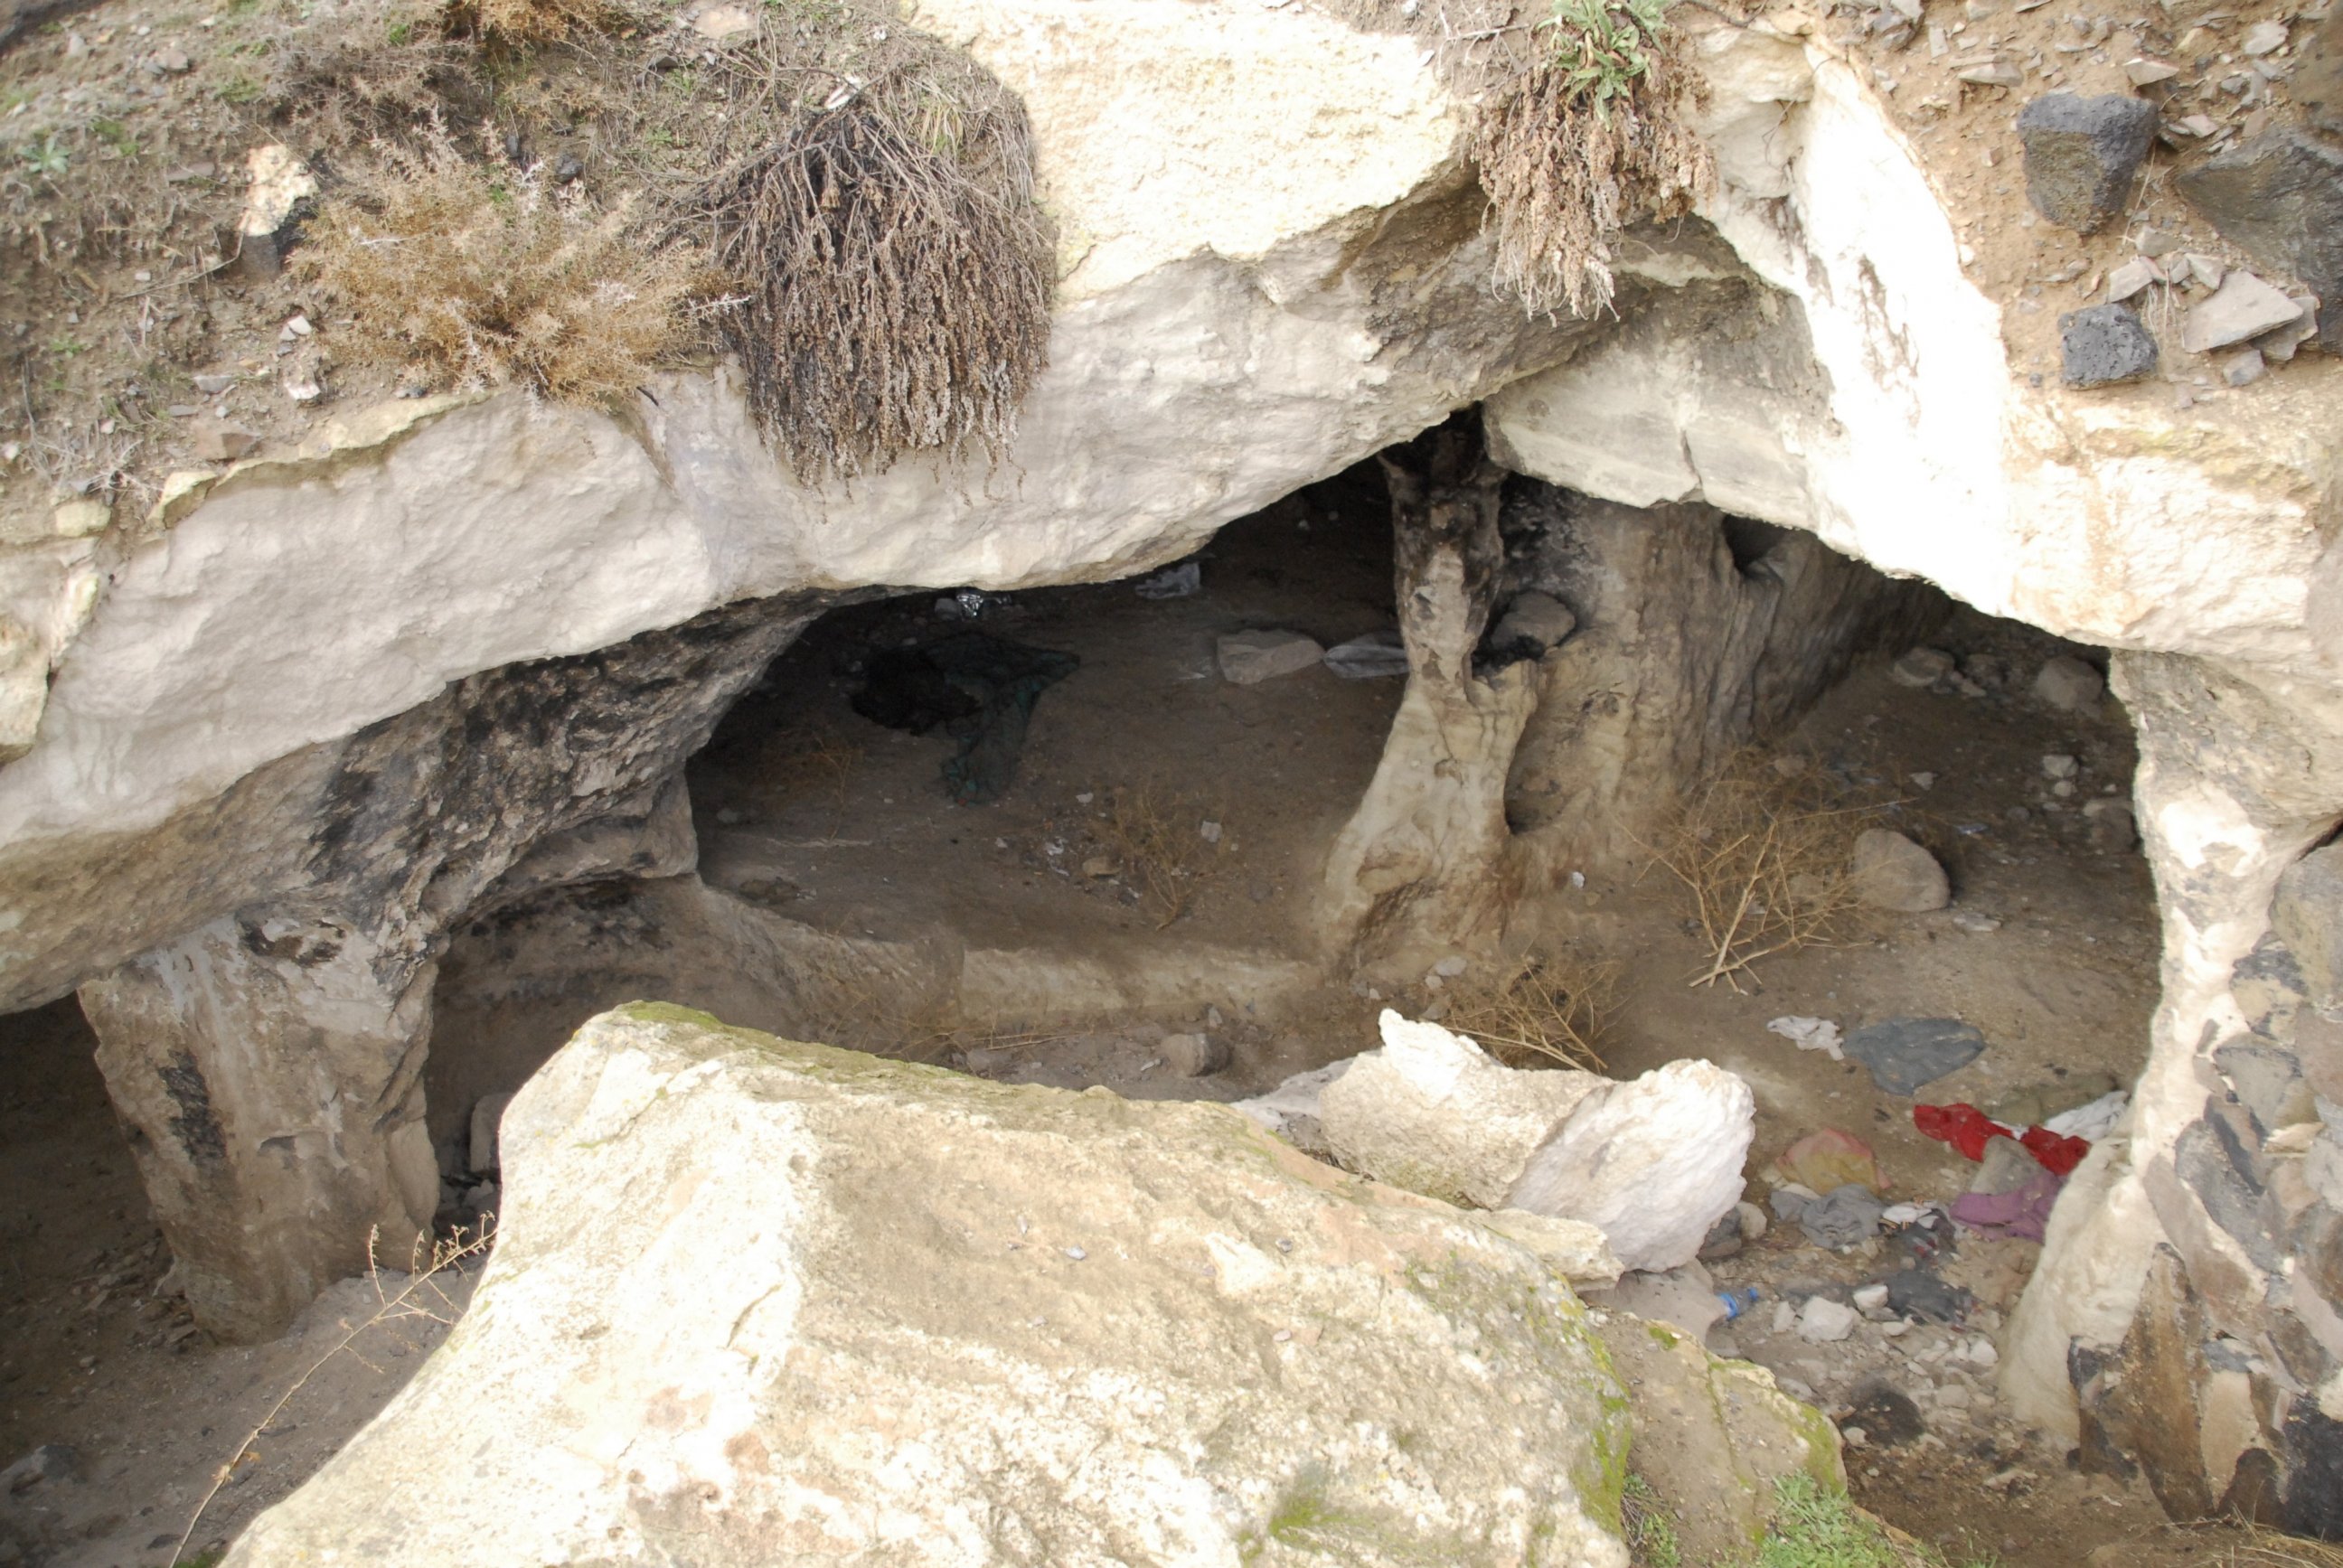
[2060,303,2160,387]
[2292,5,2343,142]
[2282,1406,2343,1540]
[2018,91,2159,232]
[2177,128,2343,350]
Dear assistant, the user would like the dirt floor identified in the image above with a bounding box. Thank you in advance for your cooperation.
[0,999,481,1568]
[0,474,2318,1565]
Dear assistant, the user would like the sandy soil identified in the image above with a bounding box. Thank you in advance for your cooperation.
[0,1000,478,1568]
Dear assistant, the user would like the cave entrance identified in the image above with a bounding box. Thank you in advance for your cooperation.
[421,459,1412,1170]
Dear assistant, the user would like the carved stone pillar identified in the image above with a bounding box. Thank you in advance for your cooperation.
[80,909,439,1341]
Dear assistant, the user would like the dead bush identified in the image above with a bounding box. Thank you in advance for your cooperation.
[450,0,630,45]
[1644,752,1890,991]
[1473,0,1711,319]
[294,120,701,405]
[675,19,1053,484]
[1311,0,1710,320]
[1444,951,1620,1072]
[1095,786,1221,929]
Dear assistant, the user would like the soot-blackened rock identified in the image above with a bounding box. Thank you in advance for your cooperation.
[2060,303,2160,387]
[2018,92,2159,232]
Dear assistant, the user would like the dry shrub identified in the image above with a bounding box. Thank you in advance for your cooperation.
[678,21,1053,484]
[1473,0,1711,319]
[767,725,863,834]
[452,0,629,44]
[1096,786,1220,929]
[295,120,701,404]
[1445,951,1620,1072]
[1645,752,1889,991]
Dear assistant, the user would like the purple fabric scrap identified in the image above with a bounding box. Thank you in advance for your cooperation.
[1948,1169,2064,1243]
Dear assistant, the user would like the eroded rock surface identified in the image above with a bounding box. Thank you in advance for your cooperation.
[228,1004,1638,1567]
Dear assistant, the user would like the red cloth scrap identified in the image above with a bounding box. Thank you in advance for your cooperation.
[1912,1102,2001,1160]
[1913,1103,2090,1177]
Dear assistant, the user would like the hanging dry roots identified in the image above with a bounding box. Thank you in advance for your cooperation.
[692,44,1053,484]
[1473,21,1711,319]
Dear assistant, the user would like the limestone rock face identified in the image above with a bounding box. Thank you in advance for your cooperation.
[1485,18,2343,673]
[227,1005,1636,1568]
[0,0,1605,1015]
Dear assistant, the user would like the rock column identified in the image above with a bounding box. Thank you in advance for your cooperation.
[79,911,443,1342]
[1316,427,1538,971]
[2007,652,2343,1535]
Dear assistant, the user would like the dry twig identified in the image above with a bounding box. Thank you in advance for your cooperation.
[1643,753,1889,991]
[1445,951,1619,1071]
[1094,786,1221,929]
[171,1223,494,1566]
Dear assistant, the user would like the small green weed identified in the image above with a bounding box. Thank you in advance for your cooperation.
[1622,1474,1682,1568]
[17,135,69,180]
[1758,1474,2000,1568]
[1536,0,1668,115]
[215,71,265,104]
[92,118,139,156]
[386,16,414,41]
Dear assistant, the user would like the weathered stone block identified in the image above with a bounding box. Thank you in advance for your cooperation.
[226,1005,1642,1567]
[2175,1112,2282,1272]
[2214,1040,2313,1133]
[2273,843,2343,1013]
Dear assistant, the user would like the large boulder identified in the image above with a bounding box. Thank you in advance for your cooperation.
[1318,1010,1610,1208]
[227,1004,1638,1567]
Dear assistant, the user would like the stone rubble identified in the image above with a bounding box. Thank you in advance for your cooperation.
[1850,828,1952,913]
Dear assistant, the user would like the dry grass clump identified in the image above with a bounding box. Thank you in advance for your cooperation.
[1474,0,1711,318]
[1445,951,1619,1072]
[1645,752,1889,991]
[451,0,631,45]
[677,23,1054,484]
[294,121,702,404]
[1095,786,1222,929]
[2196,1523,2343,1567]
